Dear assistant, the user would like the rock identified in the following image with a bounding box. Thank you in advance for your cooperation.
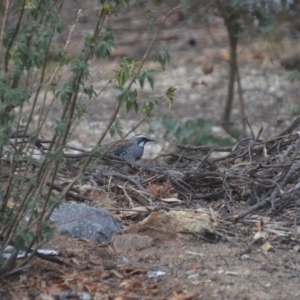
[261,242,275,252]
[202,63,214,75]
[51,202,122,244]
[110,234,153,253]
[124,211,216,241]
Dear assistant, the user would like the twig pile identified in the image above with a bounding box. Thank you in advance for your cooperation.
[56,120,300,230]
[4,118,300,234]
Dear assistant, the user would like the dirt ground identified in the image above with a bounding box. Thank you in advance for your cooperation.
[2,229,300,300]
[2,1,300,299]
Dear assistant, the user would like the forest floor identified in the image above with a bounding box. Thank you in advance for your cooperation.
[2,1,300,299]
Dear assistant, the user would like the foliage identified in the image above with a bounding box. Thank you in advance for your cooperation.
[151,115,233,147]
[0,0,176,277]
[152,45,172,71]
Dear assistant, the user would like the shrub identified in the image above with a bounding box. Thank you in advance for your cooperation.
[0,0,176,276]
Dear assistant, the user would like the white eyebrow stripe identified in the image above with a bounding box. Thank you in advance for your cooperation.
[135,134,148,139]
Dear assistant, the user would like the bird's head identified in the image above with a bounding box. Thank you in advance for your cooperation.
[131,133,155,147]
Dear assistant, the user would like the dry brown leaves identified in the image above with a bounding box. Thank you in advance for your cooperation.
[146,180,174,198]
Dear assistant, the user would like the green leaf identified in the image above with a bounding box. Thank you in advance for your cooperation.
[71,59,90,79]
[139,69,156,89]
[110,127,116,137]
[165,87,177,111]
[122,57,134,64]
[54,119,67,136]
[152,45,172,70]
[114,85,124,92]
[58,81,76,105]
[110,119,123,138]
[94,26,116,60]
[83,85,97,100]
[147,74,155,90]
[133,101,139,113]
[116,91,126,103]
[126,100,132,112]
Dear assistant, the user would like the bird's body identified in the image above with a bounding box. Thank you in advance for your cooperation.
[109,133,154,161]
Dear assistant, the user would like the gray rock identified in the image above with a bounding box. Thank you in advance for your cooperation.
[51,202,122,244]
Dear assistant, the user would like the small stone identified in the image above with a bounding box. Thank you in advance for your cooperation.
[293,245,300,252]
[51,202,122,244]
[261,242,275,252]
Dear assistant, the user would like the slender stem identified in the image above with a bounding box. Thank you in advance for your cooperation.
[0,0,10,71]
[222,20,238,125]
[4,0,26,73]
[236,65,246,131]
[59,6,180,199]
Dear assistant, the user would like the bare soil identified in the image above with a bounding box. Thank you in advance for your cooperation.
[2,231,300,299]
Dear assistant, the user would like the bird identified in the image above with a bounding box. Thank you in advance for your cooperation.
[108,133,155,161]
